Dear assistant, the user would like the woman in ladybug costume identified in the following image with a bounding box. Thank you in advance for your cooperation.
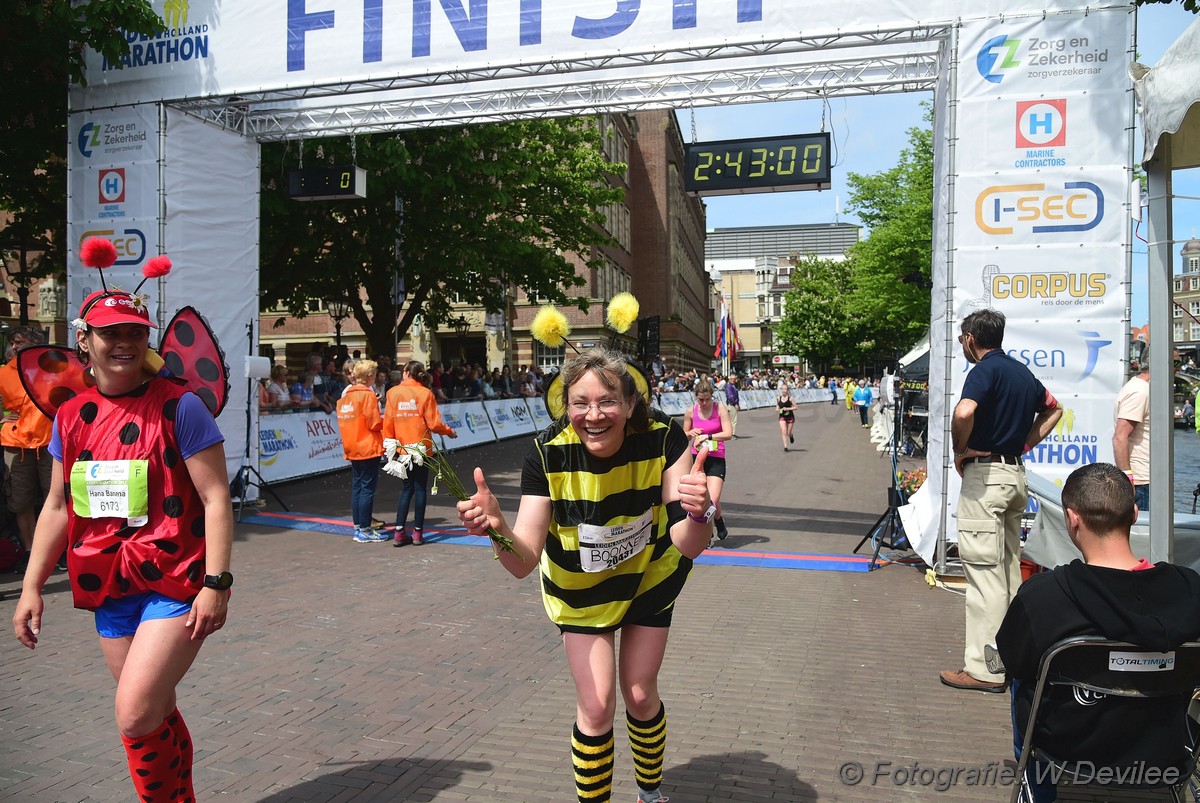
[12,282,233,803]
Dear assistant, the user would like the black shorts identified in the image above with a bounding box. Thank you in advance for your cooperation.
[558,605,675,634]
[703,455,727,480]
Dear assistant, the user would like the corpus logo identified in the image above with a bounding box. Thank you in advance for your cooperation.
[976,182,1104,235]
[977,35,1021,84]
[78,122,102,158]
[1077,330,1112,380]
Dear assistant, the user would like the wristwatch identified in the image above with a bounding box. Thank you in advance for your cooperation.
[688,503,717,525]
[203,571,234,591]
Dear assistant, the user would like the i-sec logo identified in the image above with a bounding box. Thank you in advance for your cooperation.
[1016,99,1067,148]
[79,228,146,266]
[977,35,1021,84]
[975,181,1104,235]
[98,168,126,204]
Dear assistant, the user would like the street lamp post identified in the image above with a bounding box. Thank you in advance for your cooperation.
[452,315,470,363]
[327,299,351,348]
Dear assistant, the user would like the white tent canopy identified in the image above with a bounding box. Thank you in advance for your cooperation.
[1133,16,1200,562]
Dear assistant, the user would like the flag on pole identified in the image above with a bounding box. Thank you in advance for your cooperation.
[714,301,728,359]
[728,309,743,362]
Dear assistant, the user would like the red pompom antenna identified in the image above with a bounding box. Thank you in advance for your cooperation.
[80,237,117,270]
[142,255,172,279]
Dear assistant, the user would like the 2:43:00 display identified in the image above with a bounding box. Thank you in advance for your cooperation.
[683,133,832,196]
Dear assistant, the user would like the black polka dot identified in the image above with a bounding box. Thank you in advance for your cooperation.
[49,387,76,408]
[142,755,159,764]
[119,422,140,444]
[186,560,204,583]
[163,398,179,421]
[164,352,185,377]
[139,561,164,581]
[153,539,179,555]
[172,320,196,347]
[163,496,184,518]
[78,450,93,461]
[135,768,150,777]
[80,402,99,424]
[114,525,138,539]
[77,573,103,591]
[100,543,120,554]
[38,350,71,373]
[73,541,83,549]
[197,388,218,414]
[117,571,130,593]
[190,517,205,537]
[163,447,179,468]
[160,729,171,741]
[195,358,220,382]
[129,741,145,751]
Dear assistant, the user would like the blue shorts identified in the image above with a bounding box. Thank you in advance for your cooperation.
[95,592,191,638]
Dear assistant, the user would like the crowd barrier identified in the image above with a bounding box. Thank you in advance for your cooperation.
[256,388,847,484]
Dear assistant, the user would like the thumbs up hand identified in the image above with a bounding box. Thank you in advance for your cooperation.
[678,446,712,520]
[457,467,502,536]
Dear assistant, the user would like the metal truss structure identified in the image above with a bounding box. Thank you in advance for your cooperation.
[171,26,950,142]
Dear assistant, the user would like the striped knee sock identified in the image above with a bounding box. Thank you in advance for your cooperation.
[572,723,614,802]
[627,703,667,798]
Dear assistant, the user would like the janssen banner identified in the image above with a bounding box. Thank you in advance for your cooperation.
[72,0,1103,111]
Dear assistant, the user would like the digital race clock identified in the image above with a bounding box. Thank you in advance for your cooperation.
[288,165,367,201]
[683,133,832,196]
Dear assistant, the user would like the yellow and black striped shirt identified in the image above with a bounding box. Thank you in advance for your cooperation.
[522,409,692,632]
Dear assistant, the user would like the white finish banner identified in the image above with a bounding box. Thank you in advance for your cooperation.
[527,396,553,431]
[72,0,1103,111]
[259,411,345,483]
[484,398,538,439]
[437,401,497,452]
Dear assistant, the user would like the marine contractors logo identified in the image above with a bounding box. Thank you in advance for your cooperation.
[976,181,1104,235]
[1014,99,1069,168]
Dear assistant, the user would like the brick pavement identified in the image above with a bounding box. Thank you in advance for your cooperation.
[0,401,1175,801]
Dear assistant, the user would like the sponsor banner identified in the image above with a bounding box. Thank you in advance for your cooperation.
[952,248,1124,321]
[528,396,553,431]
[957,167,1128,247]
[657,392,695,416]
[258,410,345,483]
[437,401,497,452]
[484,398,538,439]
[73,1,1095,110]
[956,92,1128,173]
[69,162,161,223]
[66,219,159,323]
[958,12,1131,101]
[69,106,159,164]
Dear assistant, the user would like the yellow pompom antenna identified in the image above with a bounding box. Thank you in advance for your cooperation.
[531,305,571,348]
[606,292,639,334]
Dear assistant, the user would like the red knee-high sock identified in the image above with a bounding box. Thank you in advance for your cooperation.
[121,715,184,803]
[167,707,195,803]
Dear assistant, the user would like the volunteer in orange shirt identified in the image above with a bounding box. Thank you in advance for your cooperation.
[336,359,387,543]
[0,326,54,562]
[382,360,455,546]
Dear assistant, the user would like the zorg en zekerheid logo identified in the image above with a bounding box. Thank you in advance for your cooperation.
[976,181,1103,235]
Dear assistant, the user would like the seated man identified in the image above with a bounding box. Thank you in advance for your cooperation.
[995,462,1200,801]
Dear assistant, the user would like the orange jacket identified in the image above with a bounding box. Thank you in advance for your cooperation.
[336,384,383,460]
[0,360,52,449]
[382,378,454,453]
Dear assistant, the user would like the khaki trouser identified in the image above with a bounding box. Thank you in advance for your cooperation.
[727,404,738,436]
[956,461,1026,682]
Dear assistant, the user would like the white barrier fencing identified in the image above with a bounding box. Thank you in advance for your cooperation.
[259,389,848,483]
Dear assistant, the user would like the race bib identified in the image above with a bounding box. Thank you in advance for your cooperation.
[578,509,654,573]
[70,460,150,522]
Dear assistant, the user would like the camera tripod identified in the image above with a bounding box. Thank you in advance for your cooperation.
[853,382,909,570]
[232,322,288,521]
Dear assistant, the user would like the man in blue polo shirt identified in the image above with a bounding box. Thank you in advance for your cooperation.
[940,309,1062,693]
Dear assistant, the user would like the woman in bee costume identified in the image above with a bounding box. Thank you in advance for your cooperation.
[457,298,714,803]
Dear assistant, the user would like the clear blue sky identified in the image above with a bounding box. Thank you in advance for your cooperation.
[690,4,1199,328]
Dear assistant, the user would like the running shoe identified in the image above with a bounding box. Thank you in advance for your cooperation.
[393,528,413,547]
[354,528,389,543]
[411,530,425,545]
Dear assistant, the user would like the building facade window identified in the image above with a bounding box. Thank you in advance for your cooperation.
[1176,322,1186,340]
[535,342,565,372]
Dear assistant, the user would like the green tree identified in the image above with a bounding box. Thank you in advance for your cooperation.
[1135,0,1199,13]
[842,107,934,357]
[0,1,163,269]
[260,120,625,357]
[775,254,862,364]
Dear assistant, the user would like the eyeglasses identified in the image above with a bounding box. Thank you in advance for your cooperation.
[568,399,623,416]
[957,332,972,343]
